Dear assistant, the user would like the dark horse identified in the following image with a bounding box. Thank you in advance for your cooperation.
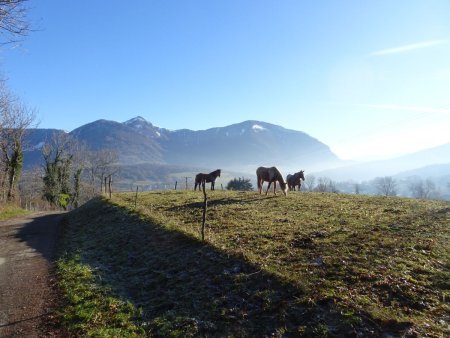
[256,166,288,196]
[194,169,221,190]
[286,170,305,191]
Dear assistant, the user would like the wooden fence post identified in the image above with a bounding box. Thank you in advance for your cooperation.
[134,186,139,209]
[201,180,207,241]
[108,175,112,199]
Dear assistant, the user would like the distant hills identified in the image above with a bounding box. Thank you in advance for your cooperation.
[318,142,450,181]
[22,116,449,189]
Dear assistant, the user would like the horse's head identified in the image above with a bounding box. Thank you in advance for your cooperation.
[280,180,288,196]
[299,170,305,181]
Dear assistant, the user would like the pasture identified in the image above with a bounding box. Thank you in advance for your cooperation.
[57,191,449,337]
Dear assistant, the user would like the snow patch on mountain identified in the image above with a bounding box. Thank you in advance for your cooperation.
[252,124,266,132]
[34,141,45,150]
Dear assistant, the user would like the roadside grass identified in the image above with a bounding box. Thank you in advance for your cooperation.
[57,191,450,337]
[56,254,144,337]
[0,204,30,220]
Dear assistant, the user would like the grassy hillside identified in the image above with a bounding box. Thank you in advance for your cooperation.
[57,191,450,337]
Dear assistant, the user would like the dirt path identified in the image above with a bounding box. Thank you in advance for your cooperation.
[0,212,64,338]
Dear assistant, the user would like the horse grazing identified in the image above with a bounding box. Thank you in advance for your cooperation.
[194,169,221,191]
[256,166,288,196]
[286,170,305,191]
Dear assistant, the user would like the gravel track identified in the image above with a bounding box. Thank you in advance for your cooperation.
[0,212,64,337]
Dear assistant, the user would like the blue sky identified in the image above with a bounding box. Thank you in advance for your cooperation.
[1,1,450,160]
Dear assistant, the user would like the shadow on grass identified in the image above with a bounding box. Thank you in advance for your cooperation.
[173,194,279,210]
[59,198,411,337]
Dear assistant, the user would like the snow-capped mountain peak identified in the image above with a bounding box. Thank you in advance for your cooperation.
[124,116,148,125]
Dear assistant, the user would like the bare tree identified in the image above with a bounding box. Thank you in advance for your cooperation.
[314,177,339,193]
[0,0,30,44]
[374,176,397,197]
[70,141,90,207]
[86,151,100,196]
[86,149,118,195]
[0,87,36,201]
[96,149,118,194]
[303,174,316,192]
[19,166,43,210]
[409,178,438,200]
[315,177,327,192]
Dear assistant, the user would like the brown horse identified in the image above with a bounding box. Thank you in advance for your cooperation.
[194,169,221,190]
[286,170,305,191]
[256,166,287,195]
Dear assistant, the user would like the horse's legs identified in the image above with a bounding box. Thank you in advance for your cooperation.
[273,181,277,195]
[211,181,214,190]
[265,182,272,195]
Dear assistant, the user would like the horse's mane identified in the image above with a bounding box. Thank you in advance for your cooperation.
[275,169,287,188]
[273,167,285,182]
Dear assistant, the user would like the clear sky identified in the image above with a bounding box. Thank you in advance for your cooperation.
[1,1,450,161]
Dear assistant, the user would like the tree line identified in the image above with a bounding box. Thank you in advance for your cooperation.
[223,174,448,200]
[1,86,118,209]
[300,174,446,199]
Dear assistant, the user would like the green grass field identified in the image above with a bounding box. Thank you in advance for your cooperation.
[57,191,450,337]
[0,204,30,220]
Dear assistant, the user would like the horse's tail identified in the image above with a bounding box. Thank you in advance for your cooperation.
[256,167,262,192]
[194,174,201,190]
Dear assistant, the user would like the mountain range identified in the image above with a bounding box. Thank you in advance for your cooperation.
[22,117,449,188]
[23,116,340,174]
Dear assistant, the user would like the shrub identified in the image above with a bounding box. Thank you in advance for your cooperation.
[226,177,253,191]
